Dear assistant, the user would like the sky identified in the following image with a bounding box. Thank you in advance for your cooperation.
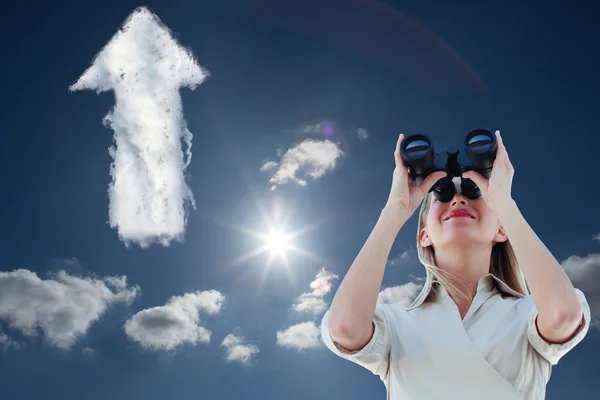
[1,0,599,399]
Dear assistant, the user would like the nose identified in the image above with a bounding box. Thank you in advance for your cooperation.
[449,177,469,206]
[450,194,469,207]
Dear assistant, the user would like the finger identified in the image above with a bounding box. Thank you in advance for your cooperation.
[462,170,487,191]
[394,133,403,168]
[418,170,447,193]
[495,130,511,161]
[395,135,411,176]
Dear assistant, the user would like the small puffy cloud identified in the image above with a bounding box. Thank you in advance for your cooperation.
[220,333,259,365]
[278,268,339,351]
[0,269,139,350]
[293,268,339,317]
[124,290,224,351]
[593,233,600,242]
[259,161,278,172]
[0,332,22,351]
[301,121,335,135]
[52,257,80,267]
[261,139,344,190]
[387,250,410,267]
[378,281,423,307]
[357,128,369,140]
[276,321,321,350]
[561,253,600,327]
[69,7,209,248]
[81,347,96,358]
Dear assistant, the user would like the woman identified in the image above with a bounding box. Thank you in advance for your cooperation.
[321,131,591,399]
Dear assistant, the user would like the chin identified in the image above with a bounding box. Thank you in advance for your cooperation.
[441,230,488,246]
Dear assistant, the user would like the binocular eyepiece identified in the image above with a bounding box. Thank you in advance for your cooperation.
[399,128,497,202]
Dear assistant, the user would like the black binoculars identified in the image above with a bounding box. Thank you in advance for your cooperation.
[399,128,497,202]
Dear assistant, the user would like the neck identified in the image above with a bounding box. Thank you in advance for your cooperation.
[433,243,493,305]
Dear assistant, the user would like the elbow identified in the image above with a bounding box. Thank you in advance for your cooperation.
[328,319,352,342]
[551,299,583,326]
[556,306,583,327]
[328,318,373,351]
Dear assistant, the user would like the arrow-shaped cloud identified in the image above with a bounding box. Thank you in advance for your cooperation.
[69,7,208,247]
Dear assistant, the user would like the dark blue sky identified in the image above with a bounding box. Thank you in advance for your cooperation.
[1,0,599,399]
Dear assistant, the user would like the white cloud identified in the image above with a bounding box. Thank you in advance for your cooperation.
[220,333,260,365]
[0,269,139,349]
[261,139,344,190]
[293,268,339,317]
[259,161,278,171]
[357,128,369,140]
[561,253,600,327]
[69,6,209,248]
[276,322,322,350]
[387,250,410,267]
[278,269,339,351]
[593,233,600,242]
[124,290,224,351]
[301,122,332,134]
[0,332,22,351]
[81,347,96,358]
[378,281,423,307]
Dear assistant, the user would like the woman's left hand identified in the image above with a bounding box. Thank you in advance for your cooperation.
[462,130,515,214]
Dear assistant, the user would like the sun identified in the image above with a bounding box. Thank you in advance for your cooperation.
[220,198,330,293]
[265,229,291,256]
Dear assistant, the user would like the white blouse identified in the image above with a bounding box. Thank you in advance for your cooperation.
[321,273,591,400]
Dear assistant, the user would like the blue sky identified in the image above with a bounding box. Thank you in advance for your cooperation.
[1,0,599,399]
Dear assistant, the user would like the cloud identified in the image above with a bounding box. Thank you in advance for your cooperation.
[69,6,209,248]
[276,269,339,351]
[0,333,22,351]
[293,268,339,317]
[561,253,600,327]
[220,333,260,365]
[261,139,344,190]
[52,257,80,267]
[81,347,96,358]
[357,128,369,140]
[301,121,335,135]
[377,281,423,307]
[593,233,600,242]
[0,269,139,349]
[276,321,322,350]
[124,290,224,351]
[387,250,410,267]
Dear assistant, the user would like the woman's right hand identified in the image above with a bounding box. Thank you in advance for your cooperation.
[385,133,447,218]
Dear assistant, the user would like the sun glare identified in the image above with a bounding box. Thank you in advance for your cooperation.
[265,229,290,256]
[222,199,330,294]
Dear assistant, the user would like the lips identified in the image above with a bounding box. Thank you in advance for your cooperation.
[444,209,475,220]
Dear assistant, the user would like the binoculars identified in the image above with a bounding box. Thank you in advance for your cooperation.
[399,128,497,202]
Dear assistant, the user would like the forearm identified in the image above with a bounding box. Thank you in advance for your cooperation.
[328,205,408,345]
[496,199,582,322]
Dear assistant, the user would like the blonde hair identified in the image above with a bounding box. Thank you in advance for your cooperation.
[414,192,529,304]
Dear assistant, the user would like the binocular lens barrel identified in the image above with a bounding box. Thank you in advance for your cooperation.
[465,129,497,173]
[400,134,434,183]
[404,139,431,156]
[467,134,492,149]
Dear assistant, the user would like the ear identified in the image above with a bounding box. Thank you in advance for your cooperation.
[493,225,508,243]
[419,227,433,248]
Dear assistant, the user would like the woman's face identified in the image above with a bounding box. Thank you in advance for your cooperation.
[420,177,507,249]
